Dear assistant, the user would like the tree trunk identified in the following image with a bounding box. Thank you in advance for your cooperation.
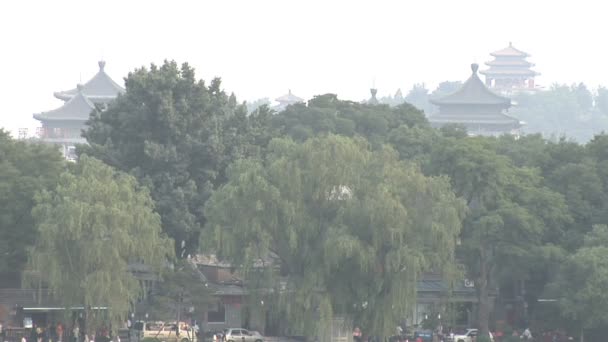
[579,327,584,342]
[476,248,490,337]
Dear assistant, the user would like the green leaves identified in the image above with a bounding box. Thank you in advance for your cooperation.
[427,135,571,333]
[83,61,257,255]
[203,135,465,336]
[26,155,173,331]
[552,230,608,329]
[0,130,64,275]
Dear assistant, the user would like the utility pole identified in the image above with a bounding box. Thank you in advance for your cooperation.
[176,292,184,337]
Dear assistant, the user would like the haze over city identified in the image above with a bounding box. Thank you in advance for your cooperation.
[0,0,606,135]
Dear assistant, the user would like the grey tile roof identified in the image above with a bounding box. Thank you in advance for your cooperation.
[430,64,511,106]
[34,86,96,122]
[429,112,522,126]
[54,61,125,104]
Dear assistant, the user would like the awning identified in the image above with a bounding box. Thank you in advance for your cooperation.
[22,307,107,311]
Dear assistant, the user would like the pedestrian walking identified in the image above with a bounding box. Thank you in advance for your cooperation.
[353,327,362,342]
[521,328,533,341]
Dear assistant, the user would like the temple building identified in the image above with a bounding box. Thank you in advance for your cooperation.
[273,89,304,111]
[34,61,124,160]
[34,85,96,159]
[429,63,523,136]
[54,61,125,105]
[480,42,539,92]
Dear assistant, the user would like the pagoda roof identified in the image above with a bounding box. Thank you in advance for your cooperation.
[275,90,304,104]
[54,61,124,103]
[430,64,511,106]
[34,85,96,122]
[485,59,534,67]
[490,42,530,58]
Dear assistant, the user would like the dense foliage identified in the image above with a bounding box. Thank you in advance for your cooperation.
[3,59,606,340]
[0,130,65,277]
[25,156,173,331]
[203,135,466,336]
[82,61,266,255]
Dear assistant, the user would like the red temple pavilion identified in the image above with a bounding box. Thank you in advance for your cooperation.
[480,42,539,92]
[429,63,522,136]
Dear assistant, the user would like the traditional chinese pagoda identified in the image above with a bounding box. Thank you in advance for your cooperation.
[54,61,124,104]
[429,63,522,136]
[34,61,124,159]
[480,42,539,92]
[274,90,304,111]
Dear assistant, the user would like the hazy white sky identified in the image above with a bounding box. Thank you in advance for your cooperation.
[0,0,606,135]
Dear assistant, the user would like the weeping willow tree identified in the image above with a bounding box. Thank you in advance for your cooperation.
[25,155,173,333]
[203,135,466,338]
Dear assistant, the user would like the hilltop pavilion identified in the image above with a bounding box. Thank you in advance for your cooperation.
[429,63,522,136]
[34,61,124,159]
[274,90,304,111]
[480,42,539,92]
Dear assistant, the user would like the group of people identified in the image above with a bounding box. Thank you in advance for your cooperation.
[27,323,65,342]
[18,322,113,342]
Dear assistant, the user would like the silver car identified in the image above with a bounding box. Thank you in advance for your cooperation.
[223,329,264,342]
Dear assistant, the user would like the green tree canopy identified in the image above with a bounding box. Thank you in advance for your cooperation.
[549,225,608,340]
[26,155,173,331]
[0,130,65,276]
[82,61,259,255]
[270,94,429,148]
[203,135,466,337]
[428,136,571,335]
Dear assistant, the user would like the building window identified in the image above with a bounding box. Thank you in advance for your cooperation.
[208,303,226,323]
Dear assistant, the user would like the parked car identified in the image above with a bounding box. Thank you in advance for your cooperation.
[453,329,493,342]
[223,328,264,342]
[413,330,433,342]
[131,321,196,342]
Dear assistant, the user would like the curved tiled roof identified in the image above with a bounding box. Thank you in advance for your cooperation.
[490,42,530,58]
[430,64,511,106]
[54,61,125,103]
[34,85,96,122]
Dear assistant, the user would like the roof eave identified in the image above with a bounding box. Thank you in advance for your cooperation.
[490,52,530,58]
[54,92,73,101]
[431,101,510,107]
[33,114,89,122]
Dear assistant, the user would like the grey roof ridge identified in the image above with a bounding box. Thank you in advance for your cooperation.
[54,61,125,101]
[430,64,510,106]
[34,86,96,121]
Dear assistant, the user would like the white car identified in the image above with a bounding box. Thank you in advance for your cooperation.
[223,328,264,342]
[453,329,493,342]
